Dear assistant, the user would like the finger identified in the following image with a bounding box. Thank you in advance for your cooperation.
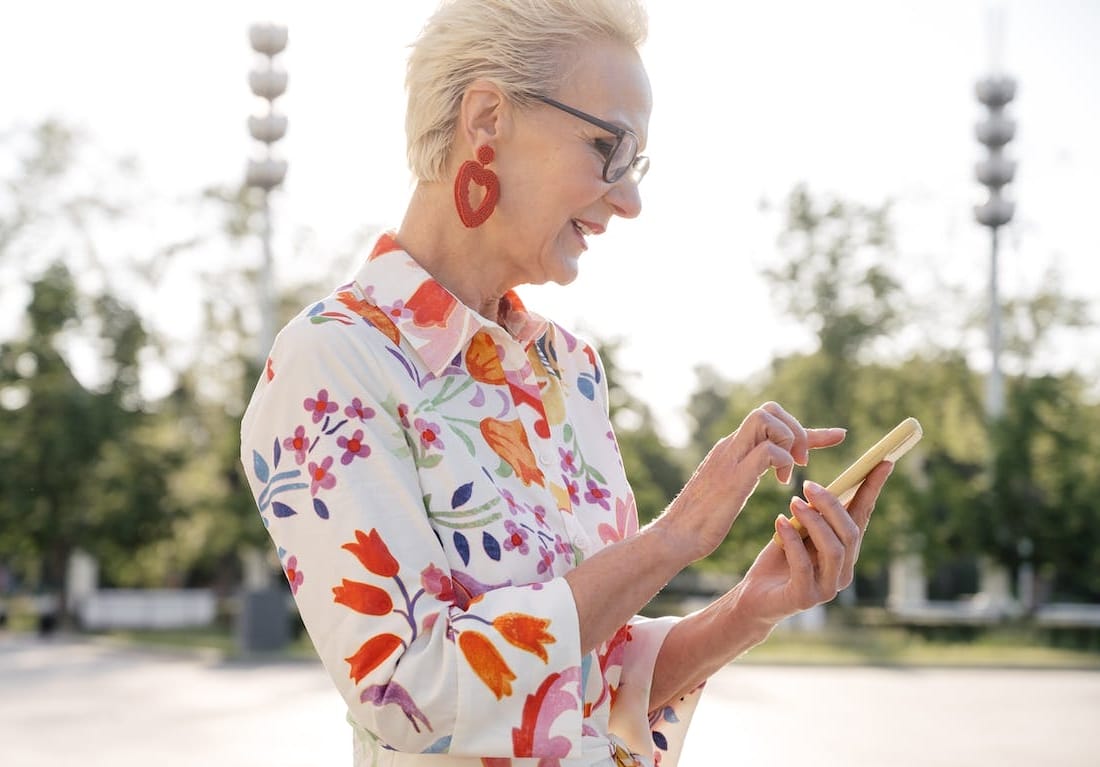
[847,460,895,531]
[773,514,817,605]
[803,480,860,551]
[743,440,796,486]
[806,427,847,451]
[761,402,810,465]
[790,496,844,595]
[738,408,796,483]
[803,480,862,590]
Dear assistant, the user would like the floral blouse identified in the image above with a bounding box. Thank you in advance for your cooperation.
[240,233,702,767]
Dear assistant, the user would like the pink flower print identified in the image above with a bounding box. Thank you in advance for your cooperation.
[345,397,376,422]
[397,403,411,428]
[500,489,521,515]
[284,556,304,594]
[526,503,548,527]
[304,388,339,423]
[535,544,555,575]
[283,425,309,465]
[415,417,444,450]
[606,429,621,454]
[337,429,371,465]
[558,448,579,476]
[502,521,530,555]
[307,456,336,496]
[420,563,456,603]
[584,479,611,510]
[554,535,575,566]
[381,299,413,322]
[564,477,580,506]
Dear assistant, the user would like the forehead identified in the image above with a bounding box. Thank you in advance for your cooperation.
[552,40,653,140]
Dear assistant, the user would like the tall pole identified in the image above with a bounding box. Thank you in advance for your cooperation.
[239,24,291,654]
[973,75,1016,420]
[973,7,1021,612]
[987,226,1002,418]
[246,23,289,367]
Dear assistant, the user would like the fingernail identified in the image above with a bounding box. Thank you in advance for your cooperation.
[790,497,811,514]
[803,480,824,496]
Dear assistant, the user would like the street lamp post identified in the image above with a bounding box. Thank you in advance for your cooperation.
[973,30,1021,614]
[246,23,289,367]
[239,23,290,653]
[973,75,1016,421]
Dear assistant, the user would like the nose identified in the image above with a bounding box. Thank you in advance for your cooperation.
[605,177,643,219]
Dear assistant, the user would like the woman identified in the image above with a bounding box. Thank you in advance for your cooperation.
[240,1,894,765]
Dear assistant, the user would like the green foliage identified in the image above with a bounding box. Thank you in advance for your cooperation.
[682,184,1100,604]
[0,263,178,610]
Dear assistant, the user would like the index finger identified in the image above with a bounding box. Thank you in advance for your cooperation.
[807,427,847,452]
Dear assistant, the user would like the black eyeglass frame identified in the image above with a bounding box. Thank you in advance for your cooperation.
[535,95,648,184]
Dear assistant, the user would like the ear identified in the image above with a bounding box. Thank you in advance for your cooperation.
[457,79,509,153]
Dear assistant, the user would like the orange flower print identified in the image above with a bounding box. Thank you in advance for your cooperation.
[458,630,516,699]
[345,633,404,683]
[336,290,401,345]
[465,330,506,385]
[332,579,393,615]
[480,418,544,487]
[493,613,556,662]
[405,279,456,328]
[342,529,400,578]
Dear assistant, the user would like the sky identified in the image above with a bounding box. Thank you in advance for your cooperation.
[3,0,1098,445]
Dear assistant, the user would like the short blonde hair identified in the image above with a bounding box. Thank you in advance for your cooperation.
[406,0,648,182]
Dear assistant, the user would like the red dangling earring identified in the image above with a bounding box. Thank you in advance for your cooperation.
[454,145,500,228]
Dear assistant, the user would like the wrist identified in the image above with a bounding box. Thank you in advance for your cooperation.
[718,580,780,650]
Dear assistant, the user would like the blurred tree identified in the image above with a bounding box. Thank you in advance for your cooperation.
[685,184,1100,608]
[0,264,178,623]
[762,183,903,428]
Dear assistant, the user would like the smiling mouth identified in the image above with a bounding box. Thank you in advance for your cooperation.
[571,219,603,248]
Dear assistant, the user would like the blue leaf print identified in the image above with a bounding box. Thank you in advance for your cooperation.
[272,437,282,469]
[272,502,297,518]
[424,736,452,754]
[482,531,501,561]
[451,482,474,509]
[454,532,470,565]
[652,731,669,751]
[662,707,680,724]
[313,498,330,519]
[307,302,325,317]
[577,374,596,401]
[253,450,270,483]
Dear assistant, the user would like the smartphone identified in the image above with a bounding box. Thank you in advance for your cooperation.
[774,417,923,545]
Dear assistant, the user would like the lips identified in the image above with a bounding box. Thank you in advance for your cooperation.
[571,219,605,249]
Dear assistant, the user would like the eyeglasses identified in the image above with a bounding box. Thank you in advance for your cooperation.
[536,95,649,185]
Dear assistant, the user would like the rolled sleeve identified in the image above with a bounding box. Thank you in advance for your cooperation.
[607,616,705,767]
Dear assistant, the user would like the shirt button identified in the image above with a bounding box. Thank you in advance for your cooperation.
[538,452,552,467]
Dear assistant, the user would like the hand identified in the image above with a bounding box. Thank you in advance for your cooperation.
[656,402,846,564]
[737,460,894,625]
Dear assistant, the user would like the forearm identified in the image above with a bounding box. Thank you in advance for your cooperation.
[647,582,777,711]
[564,521,686,655]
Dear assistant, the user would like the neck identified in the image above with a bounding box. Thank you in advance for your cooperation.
[396,182,511,321]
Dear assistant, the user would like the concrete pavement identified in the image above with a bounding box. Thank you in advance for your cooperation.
[2,634,1097,766]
